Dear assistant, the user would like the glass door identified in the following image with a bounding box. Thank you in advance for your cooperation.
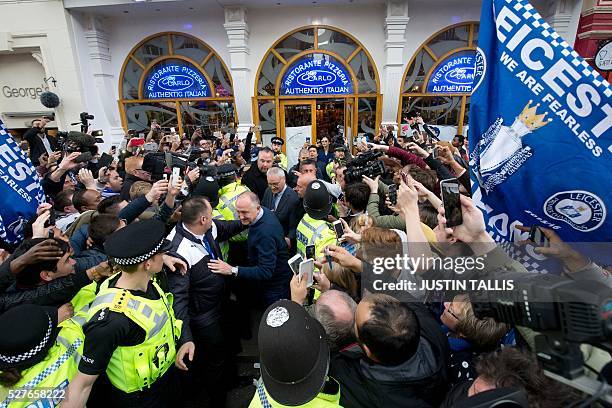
[280,100,316,169]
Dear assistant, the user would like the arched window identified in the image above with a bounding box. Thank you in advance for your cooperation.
[399,22,479,137]
[254,25,380,155]
[119,32,235,138]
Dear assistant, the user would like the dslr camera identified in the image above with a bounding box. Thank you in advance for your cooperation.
[344,150,385,184]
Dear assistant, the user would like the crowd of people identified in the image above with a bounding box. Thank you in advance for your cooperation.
[0,111,609,408]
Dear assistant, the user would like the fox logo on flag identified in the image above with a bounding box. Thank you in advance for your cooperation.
[469,0,612,248]
[0,119,46,245]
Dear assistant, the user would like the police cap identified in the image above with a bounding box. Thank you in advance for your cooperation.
[303,180,332,220]
[104,219,171,266]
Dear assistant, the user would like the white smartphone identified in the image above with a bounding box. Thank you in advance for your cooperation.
[172,167,180,183]
[298,259,315,287]
[170,127,176,134]
[288,254,303,275]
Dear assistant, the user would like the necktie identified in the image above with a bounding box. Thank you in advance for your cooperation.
[273,193,279,211]
[202,236,216,260]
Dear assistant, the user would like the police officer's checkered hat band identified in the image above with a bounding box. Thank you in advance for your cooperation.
[112,238,165,266]
[0,316,52,364]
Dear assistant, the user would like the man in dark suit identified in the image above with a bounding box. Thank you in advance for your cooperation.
[262,167,300,254]
[23,117,59,165]
[209,191,292,306]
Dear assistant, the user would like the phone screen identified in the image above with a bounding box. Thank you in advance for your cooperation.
[388,184,398,205]
[333,221,344,239]
[530,226,550,247]
[99,153,113,169]
[440,179,463,227]
[305,244,315,260]
[288,254,303,275]
[298,259,315,287]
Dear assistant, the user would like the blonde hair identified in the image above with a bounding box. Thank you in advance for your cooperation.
[320,261,359,299]
[130,181,152,200]
[350,214,374,234]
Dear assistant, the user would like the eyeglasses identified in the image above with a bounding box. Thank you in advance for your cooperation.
[445,303,460,320]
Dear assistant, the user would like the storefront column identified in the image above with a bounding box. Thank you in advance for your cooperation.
[381,0,409,131]
[541,0,582,47]
[223,6,253,140]
[83,15,124,149]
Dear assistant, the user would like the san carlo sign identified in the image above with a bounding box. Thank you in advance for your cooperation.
[426,50,479,94]
[144,62,211,99]
[281,56,354,96]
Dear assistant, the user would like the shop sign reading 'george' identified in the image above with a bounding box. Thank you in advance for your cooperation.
[145,63,210,99]
[281,57,354,95]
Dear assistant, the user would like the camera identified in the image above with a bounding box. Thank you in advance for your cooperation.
[344,150,385,184]
[80,112,94,122]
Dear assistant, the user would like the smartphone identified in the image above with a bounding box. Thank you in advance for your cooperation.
[288,254,303,275]
[440,178,463,227]
[298,259,315,287]
[170,127,176,134]
[388,184,398,205]
[163,174,169,181]
[172,167,181,182]
[305,136,311,144]
[99,152,113,169]
[332,220,344,239]
[432,147,439,159]
[305,244,315,260]
[529,226,550,247]
[74,151,92,164]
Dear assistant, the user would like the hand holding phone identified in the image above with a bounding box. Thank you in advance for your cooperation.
[440,178,463,227]
[288,254,304,275]
[298,259,315,287]
[388,184,398,205]
[332,220,344,240]
[529,226,550,248]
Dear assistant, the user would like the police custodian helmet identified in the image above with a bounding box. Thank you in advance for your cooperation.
[303,180,332,220]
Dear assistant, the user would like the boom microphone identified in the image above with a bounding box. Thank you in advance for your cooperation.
[40,91,60,109]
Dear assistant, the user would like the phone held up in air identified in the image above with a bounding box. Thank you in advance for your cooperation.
[298,258,315,287]
[440,178,463,227]
[529,226,550,248]
[305,244,315,260]
[332,220,344,240]
[288,254,303,275]
[172,167,181,183]
[388,184,398,205]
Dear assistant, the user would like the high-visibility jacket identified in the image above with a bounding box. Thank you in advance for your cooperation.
[86,274,182,393]
[248,378,342,408]
[326,161,334,180]
[277,153,288,171]
[212,209,229,260]
[296,214,337,260]
[217,181,249,242]
[0,318,85,408]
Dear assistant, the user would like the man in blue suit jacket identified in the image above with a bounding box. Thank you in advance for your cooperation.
[209,191,292,306]
[261,167,300,254]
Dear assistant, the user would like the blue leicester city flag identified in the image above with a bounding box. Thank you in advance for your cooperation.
[0,119,45,245]
[469,0,612,246]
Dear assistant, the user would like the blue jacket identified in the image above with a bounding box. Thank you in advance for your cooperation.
[238,208,292,305]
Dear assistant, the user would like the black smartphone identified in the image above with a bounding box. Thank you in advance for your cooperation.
[440,178,463,227]
[74,151,92,163]
[99,152,113,169]
[388,184,398,205]
[44,209,56,228]
[332,220,344,239]
[305,244,315,260]
[432,147,439,159]
[529,226,550,247]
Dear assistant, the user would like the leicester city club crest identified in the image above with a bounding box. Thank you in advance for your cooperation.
[470,100,552,193]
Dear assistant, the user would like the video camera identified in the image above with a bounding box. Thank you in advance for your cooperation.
[471,270,611,395]
[344,150,385,184]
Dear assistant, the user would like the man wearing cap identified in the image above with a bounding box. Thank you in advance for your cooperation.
[0,304,85,407]
[270,137,287,171]
[64,219,183,408]
[296,180,337,261]
[248,299,341,407]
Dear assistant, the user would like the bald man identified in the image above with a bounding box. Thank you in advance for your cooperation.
[209,191,292,306]
[120,156,152,201]
[314,290,357,351]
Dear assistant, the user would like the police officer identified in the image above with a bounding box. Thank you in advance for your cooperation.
[217,164,250,266]
[270,137,287,171]
[0,305,84,407]
[296,180,337,260]
[64,219,182,408]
